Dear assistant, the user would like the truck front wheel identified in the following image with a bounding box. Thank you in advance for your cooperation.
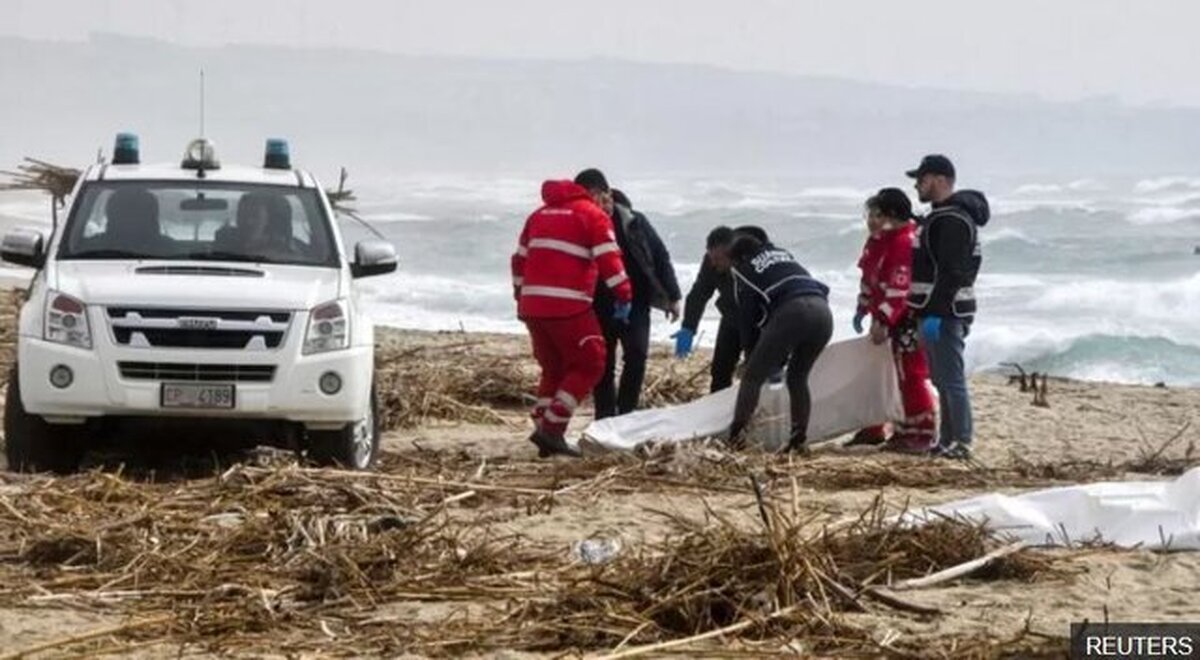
[4,368,85,474]
[306,383,380,470]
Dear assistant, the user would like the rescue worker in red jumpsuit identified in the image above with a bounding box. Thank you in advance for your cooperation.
[848,188,937,453]
[512,179,634,458]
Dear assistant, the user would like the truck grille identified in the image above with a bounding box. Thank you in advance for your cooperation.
[107,308,291,350]
[119,362,276,382]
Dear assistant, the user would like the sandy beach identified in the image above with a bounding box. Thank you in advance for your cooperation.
[1,306,1198,657]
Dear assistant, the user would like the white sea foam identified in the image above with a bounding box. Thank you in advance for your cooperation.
[1012,183,1064,196]
[980,227,1041,246]
[1133,176,1200,194]
[1126,207,1200,225]
[990,199,1095,215]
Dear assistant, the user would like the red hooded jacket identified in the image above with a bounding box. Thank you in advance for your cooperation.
[512,181,633,319]
[857,221,917,329]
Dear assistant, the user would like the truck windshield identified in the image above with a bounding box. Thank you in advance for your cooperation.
[58,182,339,267]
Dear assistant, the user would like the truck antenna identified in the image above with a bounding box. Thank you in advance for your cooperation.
[199,69,206,139]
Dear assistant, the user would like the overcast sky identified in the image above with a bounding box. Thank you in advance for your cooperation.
[4,0,1199,106]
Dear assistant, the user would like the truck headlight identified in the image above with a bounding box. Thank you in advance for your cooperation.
[45,292,92,349]
[303,299,349,355]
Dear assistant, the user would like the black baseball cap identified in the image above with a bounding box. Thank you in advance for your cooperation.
[905,154,956,179]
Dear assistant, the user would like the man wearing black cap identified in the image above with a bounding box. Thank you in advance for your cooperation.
[574,168,683,419]
[676,225,771,393]
[905,155,991,460]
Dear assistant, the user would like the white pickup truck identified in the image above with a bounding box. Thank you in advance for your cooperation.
[0,136,397,472]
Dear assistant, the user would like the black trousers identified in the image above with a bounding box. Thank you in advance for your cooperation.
[731,296,834,443]
[710,316,744,393]
[592,304,652,420]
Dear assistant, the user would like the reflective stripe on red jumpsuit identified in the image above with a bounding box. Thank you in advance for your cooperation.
[857,221,936,447]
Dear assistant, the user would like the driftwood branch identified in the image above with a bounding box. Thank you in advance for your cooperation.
[890,541,1029,591]
[1032,373,1050,408]
[1001,362,1030,391]
[595,606,799,660]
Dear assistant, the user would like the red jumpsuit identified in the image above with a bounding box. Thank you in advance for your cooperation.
[511,181,633,436]
[856,222,937,450]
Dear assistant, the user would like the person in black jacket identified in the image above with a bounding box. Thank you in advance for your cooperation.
[576,169,683,419]
[726,235,833,452]
[906,155,991,460]
[676,225,770,392]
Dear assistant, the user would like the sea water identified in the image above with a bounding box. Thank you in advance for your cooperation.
[3,173,1199,386]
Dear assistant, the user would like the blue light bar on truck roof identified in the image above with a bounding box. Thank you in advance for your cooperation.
[112,133,140,165]
[264,138,291,170]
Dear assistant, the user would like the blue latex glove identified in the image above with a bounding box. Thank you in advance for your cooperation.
[852,311,867,335]
[920,316,943,343]
[671,327,695,358]
[612,301,632,324]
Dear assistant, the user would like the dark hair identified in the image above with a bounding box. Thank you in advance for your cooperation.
[866,188,913,221]
[706,225,735,250]
[611,188,631,208]
[730,234,764,262]
[573,168,609,192]
[733,225,769,243]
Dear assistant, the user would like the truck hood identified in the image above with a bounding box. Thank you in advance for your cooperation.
[52,261,343,310]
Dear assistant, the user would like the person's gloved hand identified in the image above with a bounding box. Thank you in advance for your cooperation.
[612,301,632,324]
[852,311,867,334]
[920,316,943,343]
[671,327,695,358]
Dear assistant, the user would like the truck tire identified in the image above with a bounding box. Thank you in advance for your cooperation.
[307,383,380,469]
[4,368,85,474]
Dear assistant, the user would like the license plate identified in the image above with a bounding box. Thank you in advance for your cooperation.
[161,383,235,409]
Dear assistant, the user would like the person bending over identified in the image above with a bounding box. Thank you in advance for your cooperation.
[725,234,832,452]
[676,225,770,392]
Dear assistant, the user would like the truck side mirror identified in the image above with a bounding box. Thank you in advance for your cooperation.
[350,239,397,278]
[1,229,46,269]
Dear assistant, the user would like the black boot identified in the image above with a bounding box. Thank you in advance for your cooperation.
[725,421,748,451]
[532,429,581,458]
[527,431,552,458]
[786,430,809,455]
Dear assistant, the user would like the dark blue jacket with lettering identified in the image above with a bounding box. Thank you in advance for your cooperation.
[731,243,829,347]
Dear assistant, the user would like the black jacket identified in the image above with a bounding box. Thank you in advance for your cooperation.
[908,190,990,321]
[682,255,736,332]
[731,243,829,350]
[594,202,682,314]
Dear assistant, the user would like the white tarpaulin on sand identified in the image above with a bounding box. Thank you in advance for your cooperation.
[578,337,904,454]
[909,468,1200,550]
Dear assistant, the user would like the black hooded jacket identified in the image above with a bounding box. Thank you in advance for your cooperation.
[682,256,735,332]
[593,201,682,316]
[907,190,991,321]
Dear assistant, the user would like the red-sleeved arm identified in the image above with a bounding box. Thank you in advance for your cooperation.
[856,276,871,317]
[585,208,632,303]
[511,214,532,300]
[876,234,913,328]
[856,238,875,317]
